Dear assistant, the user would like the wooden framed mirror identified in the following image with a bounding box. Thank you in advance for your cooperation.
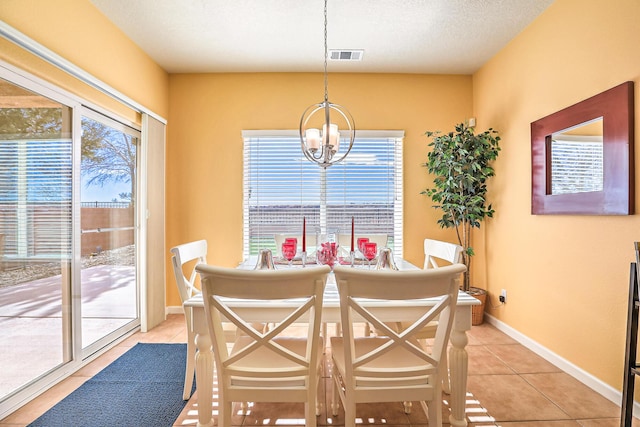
[531,81,634,215]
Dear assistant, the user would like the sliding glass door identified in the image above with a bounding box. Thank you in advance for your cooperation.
[0,74,141,406]
[0,77,73,399]
[80,111,139,352]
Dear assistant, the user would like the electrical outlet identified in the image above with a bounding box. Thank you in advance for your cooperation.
[499,289,507,303]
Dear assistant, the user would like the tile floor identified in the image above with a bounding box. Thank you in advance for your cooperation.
[1,313,638,426]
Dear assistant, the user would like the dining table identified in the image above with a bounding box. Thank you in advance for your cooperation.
[183,257,480,427]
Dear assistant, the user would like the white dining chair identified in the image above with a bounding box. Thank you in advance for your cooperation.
[330,263,466,427]
[423,238,464,270]
[197,264,331,427]
[419,239,464,392]
[170,239,209,400]
[373,238,463,392]
[170,239,239,400]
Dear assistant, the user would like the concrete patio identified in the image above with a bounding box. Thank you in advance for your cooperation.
[0,264,136,399]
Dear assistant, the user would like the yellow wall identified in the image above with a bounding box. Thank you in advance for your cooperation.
[473,0,640,391]
[4,0,637,401]
[0,0,169,120]
[166,72,472,306]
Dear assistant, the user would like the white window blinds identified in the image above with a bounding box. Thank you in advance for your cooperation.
[243,130,403,259]
[0,138,72,259]
[550,137,603,195]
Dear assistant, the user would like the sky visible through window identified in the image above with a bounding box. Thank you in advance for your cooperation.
[81,178,129,202]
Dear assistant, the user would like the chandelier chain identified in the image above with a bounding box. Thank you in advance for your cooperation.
[323,0,328,103]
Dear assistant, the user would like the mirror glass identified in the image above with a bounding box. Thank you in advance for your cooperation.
[550,117,603,195]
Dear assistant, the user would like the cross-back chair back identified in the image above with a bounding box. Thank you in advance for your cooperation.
[331,264,466,427]
[391,238,465,393]
[197,264,331,427]
[424,238,464,269]
[171,239,207,304]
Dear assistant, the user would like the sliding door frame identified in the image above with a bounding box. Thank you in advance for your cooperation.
[0,58,160,420]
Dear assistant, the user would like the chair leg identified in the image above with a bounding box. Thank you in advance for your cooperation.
[331,374,340,416]
[315,362,323,416]
[424,383,443,427]
[307,380,318,427]
[427,400,442,427]
[305,402,317,427]
[322,322,328,353]
[344,401,356,427]
[220,397,232,427]
[183,334,196,400]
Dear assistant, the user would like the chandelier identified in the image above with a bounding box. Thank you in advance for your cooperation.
[299,0,355,168]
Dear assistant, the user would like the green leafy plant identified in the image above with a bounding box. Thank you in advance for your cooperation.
[422,122,501,292]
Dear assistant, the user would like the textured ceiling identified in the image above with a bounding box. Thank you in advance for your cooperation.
[89,0,554,74]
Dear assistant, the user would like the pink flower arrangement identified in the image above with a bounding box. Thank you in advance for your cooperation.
[317,241,338,268]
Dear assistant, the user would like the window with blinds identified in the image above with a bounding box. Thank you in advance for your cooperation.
[243,130,403,258]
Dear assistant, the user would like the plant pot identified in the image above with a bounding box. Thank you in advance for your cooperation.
[468,287,487,325]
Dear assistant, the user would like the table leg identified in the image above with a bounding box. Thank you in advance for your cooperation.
[448,328,469,427]
[194,332,214,427]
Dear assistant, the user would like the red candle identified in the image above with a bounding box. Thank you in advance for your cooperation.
[350,216,355,252]
[302,216,306,252]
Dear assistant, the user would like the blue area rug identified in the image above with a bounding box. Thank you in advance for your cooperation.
[28,343,194,427]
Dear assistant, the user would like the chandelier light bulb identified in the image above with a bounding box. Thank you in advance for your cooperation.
[305,128,321,151]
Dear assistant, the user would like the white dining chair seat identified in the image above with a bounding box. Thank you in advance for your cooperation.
[229,336,324,387]
[331,337,437,388]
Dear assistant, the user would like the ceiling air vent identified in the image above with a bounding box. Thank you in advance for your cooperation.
[329,49,364,61]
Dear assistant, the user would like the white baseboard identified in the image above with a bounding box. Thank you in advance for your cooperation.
[166,306,183,315]
[484,313,639,417]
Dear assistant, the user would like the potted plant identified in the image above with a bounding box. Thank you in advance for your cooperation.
[422,122,500,325]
